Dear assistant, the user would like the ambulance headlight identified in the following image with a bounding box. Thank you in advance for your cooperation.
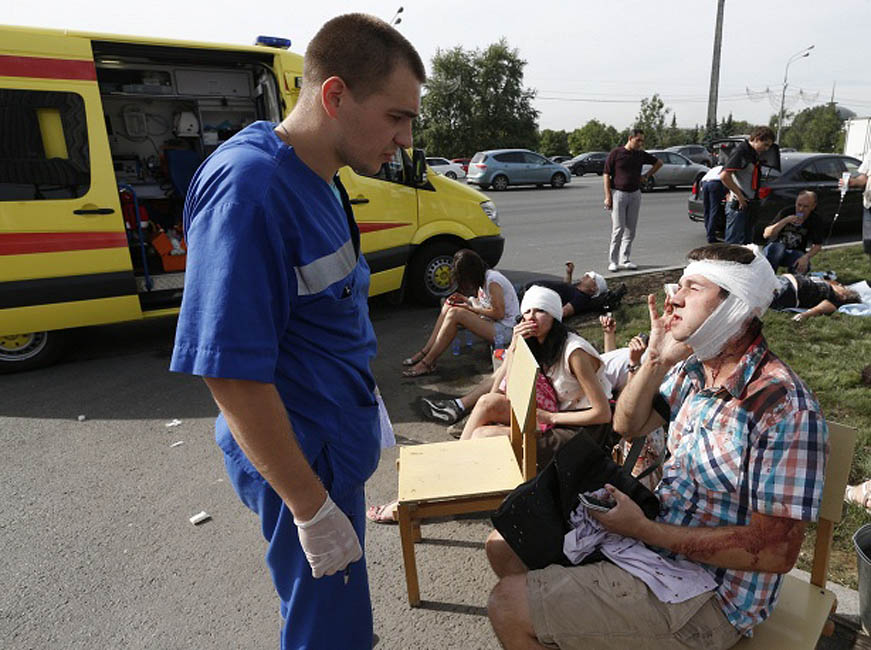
[480,201,499,225]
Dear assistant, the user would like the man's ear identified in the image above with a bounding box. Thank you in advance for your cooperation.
[321,76,348,119]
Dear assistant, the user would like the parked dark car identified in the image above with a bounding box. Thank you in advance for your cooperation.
[688,152,865,242]
[550,155,573,164]
[568,151,608,176]
[665,144,713,167]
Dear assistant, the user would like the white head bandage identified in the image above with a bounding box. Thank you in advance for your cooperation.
[521,285,563,322]
[584,271,608,297]
[680,250,780,360]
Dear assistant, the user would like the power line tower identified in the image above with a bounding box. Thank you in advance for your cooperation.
[706,0,726,139]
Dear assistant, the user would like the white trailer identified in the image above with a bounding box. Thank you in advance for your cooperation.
[844,116,871,160]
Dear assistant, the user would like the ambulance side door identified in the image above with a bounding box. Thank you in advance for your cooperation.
[0,31,141,337]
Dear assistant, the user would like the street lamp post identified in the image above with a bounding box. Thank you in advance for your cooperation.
[776,44,814,143]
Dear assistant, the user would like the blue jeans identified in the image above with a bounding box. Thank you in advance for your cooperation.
[724,200,750,244]
[763,241,807,273]
[702,180,726,243]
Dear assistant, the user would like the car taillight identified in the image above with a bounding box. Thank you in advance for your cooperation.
[474,163,487,169]
[758,186,771,199]
[691,181,699,198]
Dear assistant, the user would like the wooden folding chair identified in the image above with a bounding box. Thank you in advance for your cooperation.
[396,336,539,606]
[735,421,857,648]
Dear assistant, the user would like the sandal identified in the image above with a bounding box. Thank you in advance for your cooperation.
[402,359,437,378]
[845,481,871,514]
[402,350,427,367]
[366,502,398,524]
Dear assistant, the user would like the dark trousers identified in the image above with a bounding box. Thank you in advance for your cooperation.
[763,241,807,273]
[702,180,726,243]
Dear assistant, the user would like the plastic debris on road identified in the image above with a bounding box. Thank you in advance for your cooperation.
[189,511,211,525]
[170,440,184,448]
[165,419,182,428]
[77,415,86,422]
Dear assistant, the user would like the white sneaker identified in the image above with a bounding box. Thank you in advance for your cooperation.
[620,261,638,270]
[608,263,618,272]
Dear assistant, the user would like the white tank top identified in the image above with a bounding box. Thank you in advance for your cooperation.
[546,333,609,411]
[478,269,520,328]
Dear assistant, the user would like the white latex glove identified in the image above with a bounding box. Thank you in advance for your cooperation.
[294,494,362,578]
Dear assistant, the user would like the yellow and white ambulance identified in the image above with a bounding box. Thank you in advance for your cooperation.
[0,25,503,372]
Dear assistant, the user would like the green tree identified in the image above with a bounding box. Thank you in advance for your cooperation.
[633,94,671,147]
[568,119,620,154]
[538,129,570,157]
[780,104,844,152]
[417,40,539,157]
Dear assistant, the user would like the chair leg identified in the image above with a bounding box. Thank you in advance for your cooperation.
[412,520,422,543]
[397,502,421,607]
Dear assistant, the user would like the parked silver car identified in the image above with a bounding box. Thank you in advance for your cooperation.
[467,149,572,190]
[665,144,713,167]
[641,151,709,192]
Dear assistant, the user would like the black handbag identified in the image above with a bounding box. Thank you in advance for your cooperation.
[491,431,661,571]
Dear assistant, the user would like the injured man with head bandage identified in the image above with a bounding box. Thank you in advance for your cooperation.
[485,244,830,650]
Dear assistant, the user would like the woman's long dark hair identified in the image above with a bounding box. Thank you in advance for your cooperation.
[525,318,569,372]
[452,248,487,295]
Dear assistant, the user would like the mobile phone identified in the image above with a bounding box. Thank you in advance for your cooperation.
[579,493,615,512]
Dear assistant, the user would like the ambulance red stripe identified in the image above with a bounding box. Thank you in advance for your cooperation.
[0,232,127,255]
[0,54,97,81]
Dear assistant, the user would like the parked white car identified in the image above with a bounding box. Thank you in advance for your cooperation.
[426,157,467,180]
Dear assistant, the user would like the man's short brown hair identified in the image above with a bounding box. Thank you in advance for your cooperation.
[687,243,755,265]
[303,13,425,99]
[749,126,775,143]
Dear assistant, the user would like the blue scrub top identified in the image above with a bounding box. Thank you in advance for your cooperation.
[170,121,381,500]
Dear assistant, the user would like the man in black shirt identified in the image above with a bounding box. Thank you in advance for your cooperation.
[524,261,611,319]
[761,191,824,273]
[602,129,662,271]
[719,126,775,244]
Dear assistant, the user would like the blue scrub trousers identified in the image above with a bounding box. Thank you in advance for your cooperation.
[221,435,373,650]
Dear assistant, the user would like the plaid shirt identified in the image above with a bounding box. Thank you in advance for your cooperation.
[656,335,828,635]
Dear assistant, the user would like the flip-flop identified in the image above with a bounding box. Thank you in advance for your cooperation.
[366,503,398,524]
[402,360,436,378]
[402,350,427,367]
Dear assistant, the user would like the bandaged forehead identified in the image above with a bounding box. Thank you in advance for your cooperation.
[680,254,780,317]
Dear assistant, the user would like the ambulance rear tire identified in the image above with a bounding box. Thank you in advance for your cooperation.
[409,241,459,306]
[0,330,68,374]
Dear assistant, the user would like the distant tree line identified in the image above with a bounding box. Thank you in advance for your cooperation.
[417,41,847,159]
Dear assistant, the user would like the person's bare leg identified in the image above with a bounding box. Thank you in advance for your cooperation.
[488,575,547,650]
[486,530,527,577]
[418,302,451,355]
[409,308,496,373]
[459,394,510,440]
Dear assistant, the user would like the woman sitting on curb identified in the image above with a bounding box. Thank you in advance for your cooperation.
[369,286,610,524]
[402,248,519,378]
[459,286,612,468]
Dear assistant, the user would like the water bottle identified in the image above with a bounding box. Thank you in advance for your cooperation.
[492,326,504,351]
[452,336,461,356]
[465,329,474,348]
[841,171,851,199]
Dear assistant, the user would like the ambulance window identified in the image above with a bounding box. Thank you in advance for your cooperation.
[0,89,91,201]
[371,149,406,185]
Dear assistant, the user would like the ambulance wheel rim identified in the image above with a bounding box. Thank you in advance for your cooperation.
[426,256,455,294]
[0,332,48,362]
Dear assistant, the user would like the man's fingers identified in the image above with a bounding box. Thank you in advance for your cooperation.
[647,294,660,323]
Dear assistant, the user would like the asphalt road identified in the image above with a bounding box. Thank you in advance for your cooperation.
[1,179,862,649]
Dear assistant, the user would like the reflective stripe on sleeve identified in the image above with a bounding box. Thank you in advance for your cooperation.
[294,239,357,296]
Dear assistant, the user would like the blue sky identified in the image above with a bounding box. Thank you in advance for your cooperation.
[6,0,871,132]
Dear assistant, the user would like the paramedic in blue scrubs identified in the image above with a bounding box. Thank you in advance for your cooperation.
[169,14,424,649]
